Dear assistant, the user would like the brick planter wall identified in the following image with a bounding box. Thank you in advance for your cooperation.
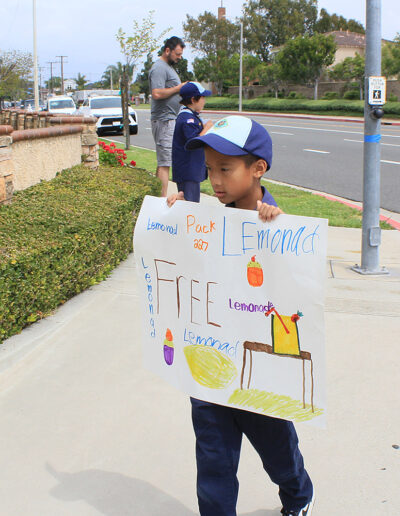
[0,114,98,204]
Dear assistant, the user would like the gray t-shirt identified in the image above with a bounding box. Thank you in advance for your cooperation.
[149,59,181,121]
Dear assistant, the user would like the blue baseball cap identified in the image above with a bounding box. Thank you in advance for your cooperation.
[180,81,212,100]
[186,115,273,170]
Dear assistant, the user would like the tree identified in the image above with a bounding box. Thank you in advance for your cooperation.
[193,52,234,95]
[45,76,61,90]
[174,58,194,82]
[116,10,170,148]
[382,34,400,79]
[314,8,365,34]
[134,53,154,98]
[102,62,134,89]
[277,34,336,99]
[329,53,365,99]
[0,50,33,102]
[183,11,240,57]
[259,62,284,98]
[241,0,318,62]
[74,73,88,90]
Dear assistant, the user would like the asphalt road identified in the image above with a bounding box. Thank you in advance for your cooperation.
[113,109,400,213]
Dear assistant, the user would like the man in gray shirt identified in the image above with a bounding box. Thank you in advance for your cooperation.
[149,36,187,196]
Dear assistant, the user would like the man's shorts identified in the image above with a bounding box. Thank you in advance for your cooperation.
[151,119,176,167]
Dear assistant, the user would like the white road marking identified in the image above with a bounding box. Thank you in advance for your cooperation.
[381,160,400,165]
[261,122,400,138]
[303,149,330,154]
[270,131,294,136]
[344,138,400,147]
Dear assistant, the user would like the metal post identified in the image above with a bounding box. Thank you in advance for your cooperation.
[239,22,243,113]
[47,61,56,95]
[33,0,39,111]
[352,0,388,275]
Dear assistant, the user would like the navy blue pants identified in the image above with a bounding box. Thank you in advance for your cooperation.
[191,398,313,516]
[176,181,201,203]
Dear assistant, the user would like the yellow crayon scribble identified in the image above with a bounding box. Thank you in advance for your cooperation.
[228,388,323,422]
[184,346,238,389]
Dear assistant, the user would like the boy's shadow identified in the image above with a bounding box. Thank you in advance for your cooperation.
[46,463,280,516]
[46,463,195,516]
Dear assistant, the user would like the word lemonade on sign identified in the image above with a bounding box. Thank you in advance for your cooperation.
[135,196,327,427]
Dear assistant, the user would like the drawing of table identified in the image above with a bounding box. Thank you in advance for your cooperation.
[240,341,314,412]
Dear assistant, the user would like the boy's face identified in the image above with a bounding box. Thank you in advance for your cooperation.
[190,96,206,112]
[204,146,266,209]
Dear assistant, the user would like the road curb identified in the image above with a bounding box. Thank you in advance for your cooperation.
[203,109,400,126]
[311,192,400,230]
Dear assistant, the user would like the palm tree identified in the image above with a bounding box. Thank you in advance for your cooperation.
[102,62,134,89]
[75,73,88,90]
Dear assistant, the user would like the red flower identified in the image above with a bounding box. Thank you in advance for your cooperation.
[110,143,116,148]
[130,160,136,166]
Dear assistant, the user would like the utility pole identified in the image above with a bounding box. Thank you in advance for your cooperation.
[352,0,388,275]
[47,61,56,95]
[239,22,243,113]
[39,66,45,103]
[56,55,68,94]
[32,0,39,111]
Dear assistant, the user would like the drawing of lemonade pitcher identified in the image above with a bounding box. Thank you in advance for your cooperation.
[266,307,303,356]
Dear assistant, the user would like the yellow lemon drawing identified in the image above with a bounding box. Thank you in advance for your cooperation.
[184,346,238,389]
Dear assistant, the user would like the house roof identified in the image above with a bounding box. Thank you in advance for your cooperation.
[325,30,366,48]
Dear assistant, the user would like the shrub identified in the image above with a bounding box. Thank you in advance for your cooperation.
[204,96,400,116]
[287,91,307,99]
[343,90,360,100]
[322,91,339,100]
[0,165,160,343]
[388,93,398,102]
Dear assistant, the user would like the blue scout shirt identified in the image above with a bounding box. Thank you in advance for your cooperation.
[172,107,207,183]
[226,186,277,208]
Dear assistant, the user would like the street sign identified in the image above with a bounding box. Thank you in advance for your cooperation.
[368,76,386,105]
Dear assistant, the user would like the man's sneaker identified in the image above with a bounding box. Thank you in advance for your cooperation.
[281,492,315,516]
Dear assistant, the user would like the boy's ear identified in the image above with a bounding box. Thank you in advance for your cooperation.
[252,159,268,178]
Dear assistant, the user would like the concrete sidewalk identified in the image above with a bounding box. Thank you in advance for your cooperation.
[0,186,399,516]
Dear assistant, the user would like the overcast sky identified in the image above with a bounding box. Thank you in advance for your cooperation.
[1,0,398,85]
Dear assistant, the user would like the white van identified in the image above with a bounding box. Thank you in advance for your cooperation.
[46,96,76,115]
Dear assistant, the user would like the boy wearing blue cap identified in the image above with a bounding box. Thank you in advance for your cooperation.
[171,82,214,202]
[168,116,314,516]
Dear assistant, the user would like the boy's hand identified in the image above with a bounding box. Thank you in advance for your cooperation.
[200,120,214,136]
[203,120,214,132]
[167,191,185,207]
[257,200,284,222]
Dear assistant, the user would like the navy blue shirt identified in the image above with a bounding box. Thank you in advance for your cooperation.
[226,186,277,208]
[172,107,207,183]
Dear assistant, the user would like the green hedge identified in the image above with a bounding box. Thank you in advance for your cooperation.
[0,164,161,343]
[205,97,400,116]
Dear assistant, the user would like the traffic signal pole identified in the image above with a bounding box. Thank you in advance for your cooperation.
[352,0,388,275]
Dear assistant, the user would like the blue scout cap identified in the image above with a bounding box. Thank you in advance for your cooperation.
[180,81,212,100]
[186,115,273,170]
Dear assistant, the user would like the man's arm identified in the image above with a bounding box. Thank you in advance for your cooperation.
[151,82,187,100]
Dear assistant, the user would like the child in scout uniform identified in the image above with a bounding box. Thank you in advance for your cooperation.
[168,115,315,516]
[171,82,214,202]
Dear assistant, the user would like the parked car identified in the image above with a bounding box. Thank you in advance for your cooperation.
[46,96,76,115]
[20,99,36,110]
[78,95,138,135]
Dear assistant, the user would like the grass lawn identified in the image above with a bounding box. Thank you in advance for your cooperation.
[100,137,393,229]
